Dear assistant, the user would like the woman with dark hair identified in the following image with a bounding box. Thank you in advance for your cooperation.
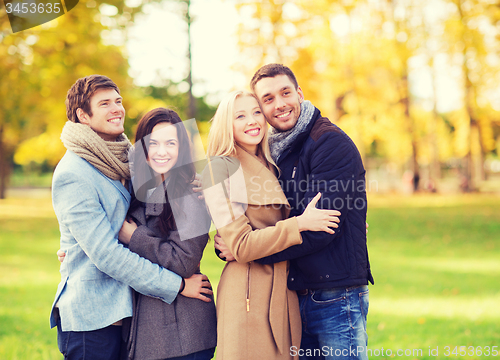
[118,108,217,360]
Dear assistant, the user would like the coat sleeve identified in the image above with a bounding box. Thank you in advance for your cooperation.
[257,131,362,264]
[52,170,182,304]
[127,194,211,279]
[202,156,302,263]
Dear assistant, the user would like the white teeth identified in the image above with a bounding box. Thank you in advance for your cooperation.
[245,129,260,135]
[276,111,291,118]
[154,159,169,163]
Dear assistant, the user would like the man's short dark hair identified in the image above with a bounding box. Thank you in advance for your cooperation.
[66,75,120,123]
[250,64,299,92]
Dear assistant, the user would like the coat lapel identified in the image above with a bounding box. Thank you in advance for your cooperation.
[234,146,289,207]
[144,185,166,217]
[101,173,131,204]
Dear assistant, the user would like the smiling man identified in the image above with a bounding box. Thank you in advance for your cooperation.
[251,64,374,360]
[49,75,210,360]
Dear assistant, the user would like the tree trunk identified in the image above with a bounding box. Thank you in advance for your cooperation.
[390,0,420,192]
[401,72,420,192]
[429,57,441,192]
[185,0,196,120]
[456,0,479,192]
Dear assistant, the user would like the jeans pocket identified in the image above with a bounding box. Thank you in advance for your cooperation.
[359,289,369,326]
[311,288,345,304]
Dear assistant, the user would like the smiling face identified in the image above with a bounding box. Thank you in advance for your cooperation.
[147,122,179,177]
[253,74,304,132]
[77,88,125,141]
[232,95,266,154]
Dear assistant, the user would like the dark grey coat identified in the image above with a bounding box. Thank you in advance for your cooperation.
[123,185,217,360]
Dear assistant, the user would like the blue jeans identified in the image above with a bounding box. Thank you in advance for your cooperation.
[57,317,122,360]
[298,285,369,360]
[169,347,215,360]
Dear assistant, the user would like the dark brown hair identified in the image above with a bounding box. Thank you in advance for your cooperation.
[66,75,120,123]
[130,108,195,236]
[250,63,299,92]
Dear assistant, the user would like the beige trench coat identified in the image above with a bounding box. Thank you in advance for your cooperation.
[202,146,302,360]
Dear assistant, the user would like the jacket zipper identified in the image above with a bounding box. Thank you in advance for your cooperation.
[291,159,299,179]
[246,263,251,312]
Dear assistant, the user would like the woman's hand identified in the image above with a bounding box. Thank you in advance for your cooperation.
[118,218,138,245]
[57,249,66,263]
[296,192,341,234]
[214,232,235,262]
[191,173,204,200]
[180,273,213,302]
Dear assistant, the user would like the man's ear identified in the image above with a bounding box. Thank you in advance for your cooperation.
[76,108,89,124]
[297,86,304,103]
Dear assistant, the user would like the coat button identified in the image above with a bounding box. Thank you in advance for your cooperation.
[319,276,323,280]
[290,277,294,281]
[326,274,330,279]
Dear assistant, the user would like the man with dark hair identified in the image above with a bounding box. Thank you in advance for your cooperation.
[65,75,120,123]
[50,75,211,360]
[251,64,374,360]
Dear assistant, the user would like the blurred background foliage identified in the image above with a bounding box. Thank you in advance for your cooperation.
[1,0,500,198]
[0,0,215,197]
[234,0,500,194]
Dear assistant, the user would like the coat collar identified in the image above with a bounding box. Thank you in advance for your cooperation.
[233,145,289,207]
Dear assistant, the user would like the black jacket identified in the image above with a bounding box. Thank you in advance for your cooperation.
[257,108,374,290]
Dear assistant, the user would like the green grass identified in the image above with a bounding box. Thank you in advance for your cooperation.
[0,207,63,359]
[0,193,499,359]
[365,194,500,359]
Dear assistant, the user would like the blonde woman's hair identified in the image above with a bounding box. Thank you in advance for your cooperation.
[207,90,278,172]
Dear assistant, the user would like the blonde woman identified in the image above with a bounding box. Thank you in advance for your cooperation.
[202,91,341,359]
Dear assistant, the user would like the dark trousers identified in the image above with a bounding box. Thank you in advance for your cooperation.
[57,318,122,360]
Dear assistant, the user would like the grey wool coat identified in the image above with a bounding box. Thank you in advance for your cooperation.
[123,184,217,360]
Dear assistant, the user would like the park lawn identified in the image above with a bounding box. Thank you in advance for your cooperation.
[0,193,499,359]
[366,194,500,359]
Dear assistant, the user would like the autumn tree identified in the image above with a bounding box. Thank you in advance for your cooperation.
[234,0,499,193]
[0,0,144,198]
[0,14,44,197]
[443,0,500,190]
[2,0,217,198]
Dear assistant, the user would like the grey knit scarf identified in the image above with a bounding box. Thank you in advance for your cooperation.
[60,121,132,180]
[268,100,315,162]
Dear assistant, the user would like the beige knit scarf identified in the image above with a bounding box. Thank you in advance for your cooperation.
[60,121,132,180]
